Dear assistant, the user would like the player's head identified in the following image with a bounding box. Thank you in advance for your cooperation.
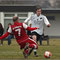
[0,23,3,28]
[13,16,19,22]
[8,23,12,27]
[35,5,42,16]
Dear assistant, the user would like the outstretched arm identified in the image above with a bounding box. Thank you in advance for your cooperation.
[44,16,51,27]
[26,27,39,31]
[23,23,39,31]
[0,32,10,40]
[24,15,31,24]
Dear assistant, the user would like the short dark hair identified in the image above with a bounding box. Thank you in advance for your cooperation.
[13,16,18,22]
[35,5,42,11]
[8,23,12,25]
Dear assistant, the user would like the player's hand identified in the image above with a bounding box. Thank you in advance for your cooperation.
[35,27,39,29]
[47,24,51,27]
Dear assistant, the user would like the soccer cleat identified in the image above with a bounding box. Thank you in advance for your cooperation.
[35,54,38,57]
[34,51,38,57]
[23,49,29,58]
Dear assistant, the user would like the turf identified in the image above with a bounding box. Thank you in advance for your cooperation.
[0,38,60,60]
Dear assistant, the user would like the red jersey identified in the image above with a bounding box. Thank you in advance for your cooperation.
[0,22,38,44]
[8,22,29,43]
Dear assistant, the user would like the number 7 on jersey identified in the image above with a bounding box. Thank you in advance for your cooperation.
[15,29,21,36]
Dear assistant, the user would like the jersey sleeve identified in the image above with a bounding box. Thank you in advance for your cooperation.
[24,16,31,23]
[29,20,32,24]
[44,16,50,25]
[23,23,38,31]
[23,23,28,29]
[0,32,10,40]
[8,27,12,33]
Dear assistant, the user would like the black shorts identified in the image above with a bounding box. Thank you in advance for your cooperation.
[31,31,40,41]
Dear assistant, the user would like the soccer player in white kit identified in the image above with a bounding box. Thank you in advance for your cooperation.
[24,6,51,56]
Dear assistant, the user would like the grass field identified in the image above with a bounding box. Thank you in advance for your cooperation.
[0,38,60,60]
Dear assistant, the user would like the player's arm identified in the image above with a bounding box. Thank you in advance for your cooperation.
[0,27,12,40]
[44,16,51,27]
[0,32,10,40]
[24,16,31,24]
[23,23,39,31]
[29,20,32,27]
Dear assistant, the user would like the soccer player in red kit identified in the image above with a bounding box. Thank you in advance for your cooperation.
[0,16,39,58]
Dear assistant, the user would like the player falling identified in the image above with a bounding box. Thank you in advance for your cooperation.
[0,16,39,58]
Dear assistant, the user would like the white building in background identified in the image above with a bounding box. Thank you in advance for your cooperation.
[0,12,33,34]
[0,0,60,37]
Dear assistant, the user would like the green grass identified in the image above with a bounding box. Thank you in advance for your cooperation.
[0,38,60,60]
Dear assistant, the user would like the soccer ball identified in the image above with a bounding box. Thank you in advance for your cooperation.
[44,51,51,58]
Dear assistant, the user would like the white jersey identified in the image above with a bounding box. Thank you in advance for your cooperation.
[24,14,50,35]
[27,20,32,27]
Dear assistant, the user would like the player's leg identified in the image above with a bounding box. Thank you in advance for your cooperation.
[21,38,38,57]
[31,32,38,57]
[23,41,37,58]
[39,35,42,45]
[23,48,29,58]
[19,42,29,58]
[32,32,37,42]
[27,38,38,56]
[19,38,38,58]
[28,48,34,56]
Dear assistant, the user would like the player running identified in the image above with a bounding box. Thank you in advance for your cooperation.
[0,16,39,58]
